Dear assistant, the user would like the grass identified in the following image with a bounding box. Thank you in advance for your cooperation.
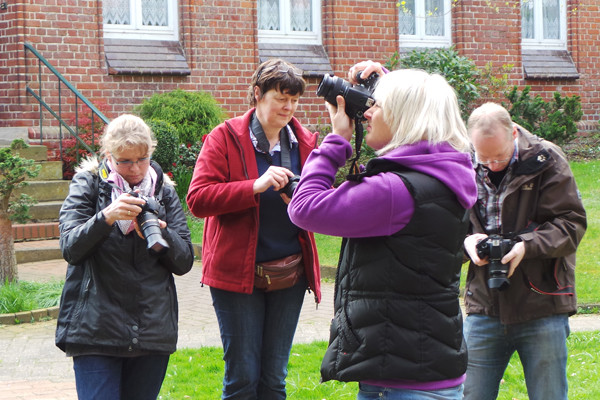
[159,331,600,399]
[0,280,63,314]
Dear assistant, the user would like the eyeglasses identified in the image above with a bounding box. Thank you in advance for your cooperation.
[476,157,512,166]
[257,64,303,81]
[114,157,151,168]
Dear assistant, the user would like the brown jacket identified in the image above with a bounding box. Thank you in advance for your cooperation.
[465,128,587,324]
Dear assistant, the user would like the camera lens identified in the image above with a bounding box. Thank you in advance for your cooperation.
[317,74,348,108]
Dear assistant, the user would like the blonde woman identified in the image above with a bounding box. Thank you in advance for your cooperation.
[289,64,477,399]
[56,114,194,399]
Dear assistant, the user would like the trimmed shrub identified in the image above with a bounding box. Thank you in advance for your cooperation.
[135,89,227,146]
[504,86,582,145]
[146,119,179,174]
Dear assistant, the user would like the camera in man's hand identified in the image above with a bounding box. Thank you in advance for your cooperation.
[317,70,378,121]
[129,191,169,256]
[476,234,516,291]
[279,175,301,199]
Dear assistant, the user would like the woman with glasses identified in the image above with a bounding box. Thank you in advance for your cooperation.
[288,62,477,400]
[56,114,194,399]
[186,58,321,399]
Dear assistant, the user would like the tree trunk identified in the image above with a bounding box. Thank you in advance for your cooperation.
[0,213,18,284]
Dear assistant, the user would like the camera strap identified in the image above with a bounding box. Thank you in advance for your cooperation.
[346,120,364,178]
[251,112,292,170]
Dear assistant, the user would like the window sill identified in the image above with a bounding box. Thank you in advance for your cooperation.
[104,38,190,76]
[258,43,332,78]
[522,49,579,80]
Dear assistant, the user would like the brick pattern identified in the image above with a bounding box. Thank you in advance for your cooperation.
[1,0,598,133]
[12,222,60,241]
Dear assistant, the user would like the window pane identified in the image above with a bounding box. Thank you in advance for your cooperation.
[259,0,280,30]
[290,0,312,32]
[142,0,168,27]
[104,0,130,25]
[543,0,560,39]
[399,0,416,35]
[521,0,534,39]
[425,0,444,36]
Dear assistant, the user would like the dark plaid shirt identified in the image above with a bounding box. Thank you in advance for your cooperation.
[474,141,519,234]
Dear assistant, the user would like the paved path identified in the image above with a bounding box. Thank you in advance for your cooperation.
[0,260,333,399]
[1,259,599,399]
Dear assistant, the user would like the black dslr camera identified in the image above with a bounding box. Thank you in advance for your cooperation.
[317,71,378,121]
[129,191,169,256]
[476,234,516,291]
[279,175,301,198]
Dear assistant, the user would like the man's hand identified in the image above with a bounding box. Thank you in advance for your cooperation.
[464,233,489,266]
[502,241,525,277]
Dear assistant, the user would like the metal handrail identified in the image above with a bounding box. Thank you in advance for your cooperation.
[23,42,109,161]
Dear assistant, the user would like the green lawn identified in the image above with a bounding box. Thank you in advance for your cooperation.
[159,331,600,399]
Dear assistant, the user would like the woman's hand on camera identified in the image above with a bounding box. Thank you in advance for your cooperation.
[101,192,145,226]
[253,166,294,194]
[132,218,167,240]
[325,95,353,142]
[348,60,384,84]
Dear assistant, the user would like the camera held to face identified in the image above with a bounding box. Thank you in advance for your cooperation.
[279,175,301,199]
[476,234,516,291]
[129,191,169,256]
[317,71,378,121]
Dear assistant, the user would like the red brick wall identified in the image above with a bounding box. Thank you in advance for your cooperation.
[455,0,598,132]
[1,0,598,136]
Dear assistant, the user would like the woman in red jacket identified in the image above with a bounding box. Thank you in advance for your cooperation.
[186,58,321,399]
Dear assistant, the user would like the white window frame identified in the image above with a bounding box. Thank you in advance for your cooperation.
[258,0,322,45]
[398,0,452,48]
[103,0,179,41]
[521,0,567,50]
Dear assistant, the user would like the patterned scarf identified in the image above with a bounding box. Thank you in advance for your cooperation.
[105,159,157,235]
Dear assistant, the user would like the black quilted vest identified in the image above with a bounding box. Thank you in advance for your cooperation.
[321,159,469,383]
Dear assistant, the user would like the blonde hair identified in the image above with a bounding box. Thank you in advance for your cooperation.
[467,102,514,139]
[100,114,155,157]
[374,69,471,155]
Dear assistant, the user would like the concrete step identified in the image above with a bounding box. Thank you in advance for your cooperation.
[28,201,64,221]
[31,160,63,181]
[9,144,48,161]
[14,239,62,264]
[13,179,71,202]
[13,222,60,242]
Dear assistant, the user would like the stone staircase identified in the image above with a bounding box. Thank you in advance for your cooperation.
[10,144,67,264]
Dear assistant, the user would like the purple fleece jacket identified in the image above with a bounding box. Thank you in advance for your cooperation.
[288,134,477,237]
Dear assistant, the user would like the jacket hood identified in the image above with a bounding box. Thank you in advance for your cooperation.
[380,141,477,209]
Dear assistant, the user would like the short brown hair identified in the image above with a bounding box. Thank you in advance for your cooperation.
[247,59,306,106]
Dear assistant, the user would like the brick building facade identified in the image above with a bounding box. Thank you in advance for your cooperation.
[1,1,598,141]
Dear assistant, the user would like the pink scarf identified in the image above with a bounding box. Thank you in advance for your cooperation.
[105,159,157,235]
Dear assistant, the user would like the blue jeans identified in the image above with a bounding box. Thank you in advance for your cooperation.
[358,383,463,400]
[463,313,570,400]
[73,354,170,400]
[210,276,307,400]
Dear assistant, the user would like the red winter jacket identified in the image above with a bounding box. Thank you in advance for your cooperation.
[186,109,321,302]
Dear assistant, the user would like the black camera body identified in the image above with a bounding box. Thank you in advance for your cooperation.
[279,175,301,198]
[129,191,169,256]
[317,71,378,121]
[476,234,516,291]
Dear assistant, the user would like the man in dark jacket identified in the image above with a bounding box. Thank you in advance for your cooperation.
[462,103,587,400]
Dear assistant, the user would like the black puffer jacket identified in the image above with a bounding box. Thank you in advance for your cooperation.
[321,170,469,383]
[55,159,194,355]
